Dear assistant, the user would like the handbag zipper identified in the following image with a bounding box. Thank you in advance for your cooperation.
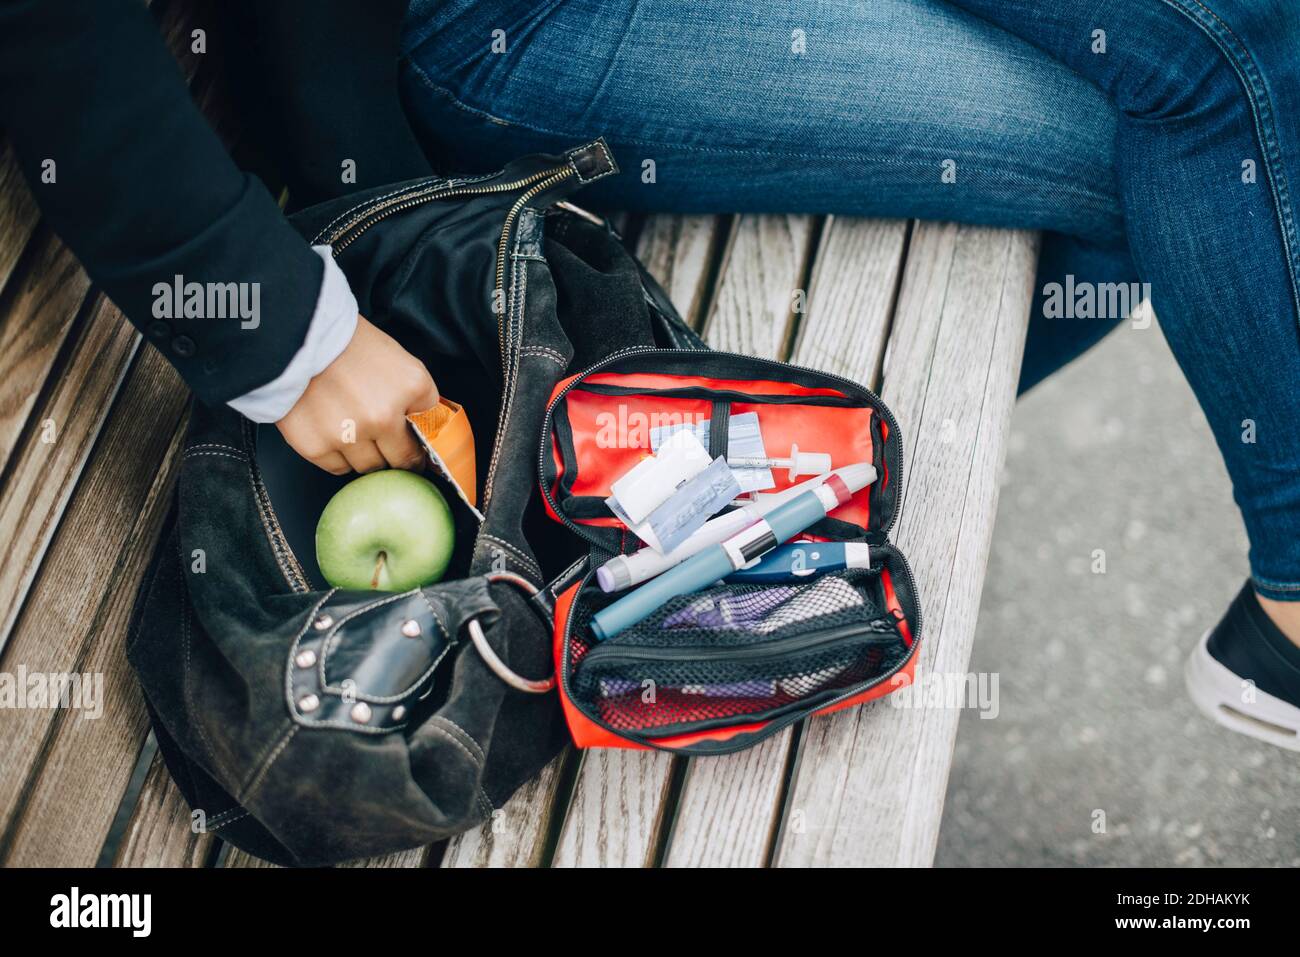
[325,166,568,254]
[491,168,575,373]
[325,163,578,369]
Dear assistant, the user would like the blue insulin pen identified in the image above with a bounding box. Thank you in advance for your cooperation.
[723,541,874,584]
[589,462,873,641]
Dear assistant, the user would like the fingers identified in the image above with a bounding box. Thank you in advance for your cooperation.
[403,365,440,414]
[358,366,429,469]
[342,441,387,474]
[277,417,351,476]
[315,451,351,476]
[376,422,427,471]
[382,357,437,470]
[276,315,441,476]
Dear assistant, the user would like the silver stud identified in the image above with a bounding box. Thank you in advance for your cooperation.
[350,702,373,724]
[298,693,320,713]
[313,613,334,631]
[400,618,421,638]
[391,705,407,722]
[294,649,317,669]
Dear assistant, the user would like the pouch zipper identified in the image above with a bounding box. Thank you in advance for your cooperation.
[577,617,901,668]
[873,539,923,651]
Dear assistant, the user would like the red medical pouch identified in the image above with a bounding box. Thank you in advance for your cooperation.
[540,348,921,754]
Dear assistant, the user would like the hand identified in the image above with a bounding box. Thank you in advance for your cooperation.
[277,315,439,475]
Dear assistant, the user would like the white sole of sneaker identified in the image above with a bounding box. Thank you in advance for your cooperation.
[1184,628,1300,752]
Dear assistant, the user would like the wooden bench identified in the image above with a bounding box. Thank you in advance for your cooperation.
[0,0,1038,868]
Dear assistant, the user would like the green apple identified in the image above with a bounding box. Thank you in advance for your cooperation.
[315,470,455,591]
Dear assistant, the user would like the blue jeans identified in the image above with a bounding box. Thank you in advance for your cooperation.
[399,0,1300,600]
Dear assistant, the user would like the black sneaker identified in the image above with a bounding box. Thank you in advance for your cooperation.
[1184,583,1300,751]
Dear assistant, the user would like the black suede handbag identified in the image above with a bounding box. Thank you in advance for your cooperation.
[127,139,704,866]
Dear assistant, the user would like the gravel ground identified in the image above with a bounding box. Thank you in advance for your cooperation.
[935,319,1300,867]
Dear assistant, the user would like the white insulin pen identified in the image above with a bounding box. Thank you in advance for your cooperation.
[595,464,877,592]
[590,463,876,641]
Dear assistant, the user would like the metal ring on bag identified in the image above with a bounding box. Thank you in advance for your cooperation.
[555,200,606,227]
[466,571,556,694]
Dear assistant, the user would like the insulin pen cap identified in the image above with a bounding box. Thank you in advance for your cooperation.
[596,556,631,592]
[837,462,875,495]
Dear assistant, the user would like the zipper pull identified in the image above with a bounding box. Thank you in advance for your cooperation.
[566,138,618,182]
[869,616,903,635]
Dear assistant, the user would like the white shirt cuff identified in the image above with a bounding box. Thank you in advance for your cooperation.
[226,245,359,423]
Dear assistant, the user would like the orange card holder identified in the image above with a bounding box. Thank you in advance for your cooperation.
[407,398,480,515]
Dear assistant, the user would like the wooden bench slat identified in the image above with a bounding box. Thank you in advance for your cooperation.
[341,851,429,868]
[772,223,1037,867]
[660,215,910,868]
[114,743,217,868]
[0,296,139,648]
[439,754,569,867]
[221,848,281,868]
[0,145,39,297]
[788,217,912,385]
[633,214,724,323]
[700,214,815,357]
[659,735,790,868]
[223,844,430,868]
[0,235,94,479]
[221,846,429,868]
[0,345,188,865]
[550,749,677,867]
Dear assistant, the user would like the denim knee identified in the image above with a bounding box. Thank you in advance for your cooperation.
[1110,0,1298,121]
[1104,11,1236,121]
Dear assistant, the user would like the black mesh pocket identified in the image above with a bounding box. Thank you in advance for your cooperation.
[570,570,908,736]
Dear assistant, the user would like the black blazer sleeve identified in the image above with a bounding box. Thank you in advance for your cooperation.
[0,0,324,406]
